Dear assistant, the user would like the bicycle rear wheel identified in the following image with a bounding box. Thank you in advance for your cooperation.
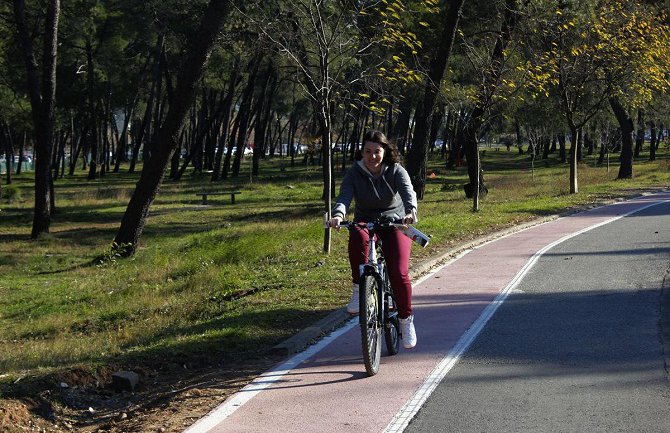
[359,274,382,376]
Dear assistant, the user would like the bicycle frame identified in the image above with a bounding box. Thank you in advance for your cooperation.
[341,220,399,328]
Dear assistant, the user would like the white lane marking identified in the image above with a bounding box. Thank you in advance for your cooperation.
[183,318,357,433]
[383,196,670,433]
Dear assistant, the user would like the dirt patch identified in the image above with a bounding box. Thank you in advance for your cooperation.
[0,355,280,433]
[1,399,56,432]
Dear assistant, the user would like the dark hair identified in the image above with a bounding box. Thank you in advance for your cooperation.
[355,130,403,164]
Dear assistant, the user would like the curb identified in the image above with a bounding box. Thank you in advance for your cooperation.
[271,308,352,355]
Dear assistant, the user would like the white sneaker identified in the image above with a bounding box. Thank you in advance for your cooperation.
[399,315,417,349]
[346,283,359,315]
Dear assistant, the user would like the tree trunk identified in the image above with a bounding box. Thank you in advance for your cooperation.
[649,121,656,161]
[113,0,234,256]
[212,58,240,181]
[252,62,277,176]
[16,131,26,175]
[609,97,634,179]
[576,127,583,162]
[634,108,644,157]
[392,98,412,155]
[86,40,99,180]
[597,130,607,165]
[569,125,578,193]
[1,123,14,185]
[318,97,333,254]
[405,0,466,199]
[13,0,60,238]
[446,112,464,170]
[232,57,260,177]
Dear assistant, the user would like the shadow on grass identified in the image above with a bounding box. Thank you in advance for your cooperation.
[0,306,337,387]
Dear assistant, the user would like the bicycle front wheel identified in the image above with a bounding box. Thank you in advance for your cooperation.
[359,274,382,376]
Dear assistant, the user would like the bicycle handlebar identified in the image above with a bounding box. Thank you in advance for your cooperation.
[338,219,405,230]
[335,219,431,248]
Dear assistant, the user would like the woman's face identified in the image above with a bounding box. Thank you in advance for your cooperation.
[362,141,385,174]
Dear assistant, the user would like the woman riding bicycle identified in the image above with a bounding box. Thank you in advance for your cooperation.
[327,130,418,349]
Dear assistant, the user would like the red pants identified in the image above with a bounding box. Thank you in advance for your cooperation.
[348,225,413,318]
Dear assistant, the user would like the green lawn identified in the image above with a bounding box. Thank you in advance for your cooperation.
[0,146,668,387]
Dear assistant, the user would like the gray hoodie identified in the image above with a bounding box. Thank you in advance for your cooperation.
[332,160,417,222]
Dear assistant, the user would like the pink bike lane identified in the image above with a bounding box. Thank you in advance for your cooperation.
[184,191,670,433]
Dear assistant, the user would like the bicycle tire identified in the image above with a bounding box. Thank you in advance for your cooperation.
[359,274,382,376]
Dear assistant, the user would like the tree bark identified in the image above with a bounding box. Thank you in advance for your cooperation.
[13,0,60,238]
[113,0,234,256]
[212,58,240,181]
[232,57,260,178]
[634,108,644,157]
[569,126,579,193]
[405,0,466,199]
[1,123,14,185]
[252,62,277,176]
[649,120,656,161]
[609,97,634,179]
[558,133,566,162]
[86,40,99,180]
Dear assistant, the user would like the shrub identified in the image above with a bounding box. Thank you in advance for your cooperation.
[2,184,20,203]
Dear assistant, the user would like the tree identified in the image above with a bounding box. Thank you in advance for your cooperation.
[113,0,236,256]
[524,0,670,186]
[248,0,371,252]
[594,1,670,178]
[13,0,61,237]
[460,0,524,210]
[525,1,615,193]
[405,0,466,199]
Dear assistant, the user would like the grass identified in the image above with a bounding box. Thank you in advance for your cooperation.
[0,146,669,389]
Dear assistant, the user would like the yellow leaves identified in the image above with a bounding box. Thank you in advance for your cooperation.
[569,46,584,57]
[419,21,430,28]
[503,79,516,89]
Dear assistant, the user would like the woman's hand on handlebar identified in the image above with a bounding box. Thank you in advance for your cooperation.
[402,213,415,226]
[327,216,343,230]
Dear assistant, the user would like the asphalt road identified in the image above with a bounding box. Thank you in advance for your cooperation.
[405,201,670,433]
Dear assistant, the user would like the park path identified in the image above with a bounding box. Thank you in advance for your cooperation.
[184,190,670,433]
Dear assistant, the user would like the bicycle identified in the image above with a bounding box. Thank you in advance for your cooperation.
[339,217,403,376]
